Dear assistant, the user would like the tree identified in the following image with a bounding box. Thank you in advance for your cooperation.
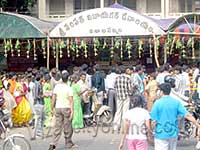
[0,0,37,13]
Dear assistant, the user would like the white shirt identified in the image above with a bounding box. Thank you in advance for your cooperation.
[123,107,150,140]
[156,72,170,85]
[53,83,73,108]
[105,72,119,91]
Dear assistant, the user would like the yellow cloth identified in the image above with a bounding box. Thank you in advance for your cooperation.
[12,97,31,125]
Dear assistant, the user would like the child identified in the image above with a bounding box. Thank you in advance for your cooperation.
[119,95,151,150]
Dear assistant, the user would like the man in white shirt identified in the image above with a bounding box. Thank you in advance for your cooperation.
[105,67,119,116]
[49,72,76,150]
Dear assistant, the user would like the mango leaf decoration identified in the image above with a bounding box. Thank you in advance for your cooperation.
[27,40,31,51]
[175,39,182,49]
[103,40,107,49]
[126,39,132,50]
[70,41,75,52]
[114,39,120,49]
[26,40,31,58]
[6,40,11,51]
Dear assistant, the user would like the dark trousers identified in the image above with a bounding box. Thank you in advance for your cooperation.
[108,89,116,116]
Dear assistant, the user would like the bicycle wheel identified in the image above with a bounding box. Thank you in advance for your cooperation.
[3,136,31,150]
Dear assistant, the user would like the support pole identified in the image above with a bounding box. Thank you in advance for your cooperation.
[56,43,59,70]
[153,34,160,68]
[47,36,50,70]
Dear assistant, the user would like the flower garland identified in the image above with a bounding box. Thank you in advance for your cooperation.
[15,39,20,57]
[103,39,107,49]
[93,38,100,56]
[138,39,143,58]
[126,38,132,59]
[42,39,46,59]
[10,39,14,57]
[33,39,37,60]
[4,39,8,57]
[75,38,79,57]
[149,38,152,57]
[79,40,88,58]
[67,38,70,57]
[52,39,56,58]
[26,40,31,59]
[59,39,65,58]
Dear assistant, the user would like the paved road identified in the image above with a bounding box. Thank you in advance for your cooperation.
[0,126,198,150]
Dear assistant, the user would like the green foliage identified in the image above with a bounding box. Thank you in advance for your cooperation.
[15,39,20,50]
[1,0,36,12]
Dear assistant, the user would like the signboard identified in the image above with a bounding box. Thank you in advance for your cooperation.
[50,8,165,37]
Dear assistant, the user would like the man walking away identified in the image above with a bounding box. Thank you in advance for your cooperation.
[49,72,77,150]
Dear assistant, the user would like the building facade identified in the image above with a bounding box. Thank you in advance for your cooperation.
[37,0,200,21]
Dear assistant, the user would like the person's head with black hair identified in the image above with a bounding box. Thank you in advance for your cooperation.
[62,72,69,83]
[125,66,133,75]
[44,74,51,82]
[159,83,171,95]
[36,74,43,82]
[93,64,100,72]
[129,95,144,109]
[174,65,182,74]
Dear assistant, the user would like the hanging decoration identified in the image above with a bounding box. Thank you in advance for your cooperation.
[33,39,37,60]
[175,39,182,49]
[126,38,132,59]
[4,39,8,57]
[114,39,120,49]
[120,39,123,59]
[42,39,46,59]
[26,40,31,59]
[59,39,65,58]
[79,40,88,58]
[10,39,14,57]
[75,38,79,57]
[103,39,107,49]
[110,37,114,58]
[55,39,59,58]
[52,39,56,58]
[67,38,70,57]
[15,39,20,57]
[70,39,75,52]
[138,39,143,58]
[93,38,100,56]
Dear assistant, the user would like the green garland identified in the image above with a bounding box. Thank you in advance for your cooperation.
[26,40,31,58]
[126,39,132,59]
[15,39,20,57]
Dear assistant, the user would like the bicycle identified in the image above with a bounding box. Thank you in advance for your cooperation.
[0,101,31,150]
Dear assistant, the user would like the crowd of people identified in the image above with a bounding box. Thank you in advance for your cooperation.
[1,62,200,150]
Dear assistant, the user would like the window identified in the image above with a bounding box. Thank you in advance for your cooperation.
[49,0,65,15]
[74,0,100,14]
[147,0,161,13]
[179,0,192,13]
[118,0,136,10]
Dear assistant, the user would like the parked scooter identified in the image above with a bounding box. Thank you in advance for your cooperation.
[83,89,113,126]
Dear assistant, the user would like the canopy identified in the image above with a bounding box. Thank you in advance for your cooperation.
[168,14,200,35]
[0,12,55,39]
[50,7,165,37]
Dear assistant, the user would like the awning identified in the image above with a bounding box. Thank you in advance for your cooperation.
[50,7,165,37]
[168,14,200,36]
[0,12,55,39]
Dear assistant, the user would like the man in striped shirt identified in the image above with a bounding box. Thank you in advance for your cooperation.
[113,66,132,131]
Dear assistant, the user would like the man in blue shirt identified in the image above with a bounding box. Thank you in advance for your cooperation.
[151,83,200,150]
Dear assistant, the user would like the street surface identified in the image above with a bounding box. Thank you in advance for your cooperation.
[0,126,198,150]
